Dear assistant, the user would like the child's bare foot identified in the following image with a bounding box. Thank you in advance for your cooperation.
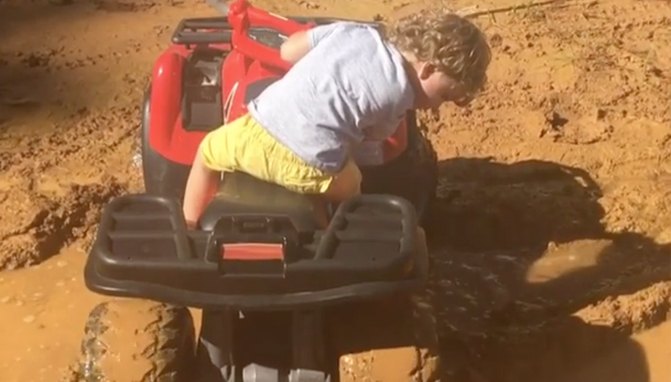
[185,219,198,230]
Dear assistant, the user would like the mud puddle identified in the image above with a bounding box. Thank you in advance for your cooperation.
[0,246,667,382]
[0,245,204,381]
[553,321,671,382]
[0,246,105,381]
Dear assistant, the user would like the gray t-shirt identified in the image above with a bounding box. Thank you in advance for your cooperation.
[246,22,415,172]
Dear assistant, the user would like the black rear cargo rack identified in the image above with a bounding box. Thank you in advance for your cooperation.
[84,193,428,310]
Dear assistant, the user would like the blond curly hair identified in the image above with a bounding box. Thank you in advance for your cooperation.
[386,12,491,97]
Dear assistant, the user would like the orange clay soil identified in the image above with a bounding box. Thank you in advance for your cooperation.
[0,0,669,381]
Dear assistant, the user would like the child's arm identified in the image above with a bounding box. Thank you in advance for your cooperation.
[280,30,311,64]
[280,22,347,64]
[182,152,220,229]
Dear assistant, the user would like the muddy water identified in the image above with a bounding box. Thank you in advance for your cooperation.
[0,247,668,382]
[554,322,671,382]
[0,244,207,382]
[0,246,106,381]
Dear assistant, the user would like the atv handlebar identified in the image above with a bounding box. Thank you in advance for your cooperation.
[173,0,379,71]
[227,0,308,71]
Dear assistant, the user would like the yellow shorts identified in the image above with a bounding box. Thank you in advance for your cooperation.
[198,113,360,195]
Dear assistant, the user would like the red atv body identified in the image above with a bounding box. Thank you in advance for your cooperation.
[78,2,441,381]
[140,0,437,221]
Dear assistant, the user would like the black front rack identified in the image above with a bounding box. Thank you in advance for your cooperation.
[171,17,233,45]
[171,16,380,46]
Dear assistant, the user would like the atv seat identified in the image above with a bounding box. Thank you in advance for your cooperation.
[199,171,320,232]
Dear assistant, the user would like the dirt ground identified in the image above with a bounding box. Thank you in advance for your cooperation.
[0,0,669,381]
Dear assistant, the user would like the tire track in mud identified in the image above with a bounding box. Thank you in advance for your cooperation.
[0,181,125,270]
[1,106,140,175]
[0,107,142,270]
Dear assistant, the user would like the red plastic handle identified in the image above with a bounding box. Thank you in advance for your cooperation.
[228,0,313,71]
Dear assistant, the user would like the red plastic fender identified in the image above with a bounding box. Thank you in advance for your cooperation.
[149,48,208,165]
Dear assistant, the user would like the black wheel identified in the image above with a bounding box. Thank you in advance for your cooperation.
[75,299,196,382]
[360,110,438,226]
[141,85,192,203]
[405,111,439,223]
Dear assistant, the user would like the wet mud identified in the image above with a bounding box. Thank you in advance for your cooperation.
[0,0,669,381]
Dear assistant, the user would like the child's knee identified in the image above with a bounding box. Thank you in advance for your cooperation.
[324,159,361,201]
[348,162,362,196]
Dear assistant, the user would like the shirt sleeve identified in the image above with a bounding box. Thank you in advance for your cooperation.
[307,22,355,48]
[360,85,415,141]
[357,95,408,142]
[361,114,405,141]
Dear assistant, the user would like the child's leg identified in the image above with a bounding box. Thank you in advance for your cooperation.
[307,196,330,229]
[182,115,252,228]
[306,158,362,228]
[196,115,363,228]
[182,151,222,229]
[322,158,362,203]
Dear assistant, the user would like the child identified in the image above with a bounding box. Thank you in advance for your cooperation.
[182,11,491,229]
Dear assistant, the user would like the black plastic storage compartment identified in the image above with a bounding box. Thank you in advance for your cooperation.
[181,48,226,132]
[84,194,428,310]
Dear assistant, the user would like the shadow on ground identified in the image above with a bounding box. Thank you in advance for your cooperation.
[423,157,670,382]
[0,57,107,136]
[0,0,169,39]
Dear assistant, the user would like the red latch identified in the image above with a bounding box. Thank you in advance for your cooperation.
[221,243,284,261]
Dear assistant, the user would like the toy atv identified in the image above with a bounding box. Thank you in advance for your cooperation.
[75,0,440,381]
